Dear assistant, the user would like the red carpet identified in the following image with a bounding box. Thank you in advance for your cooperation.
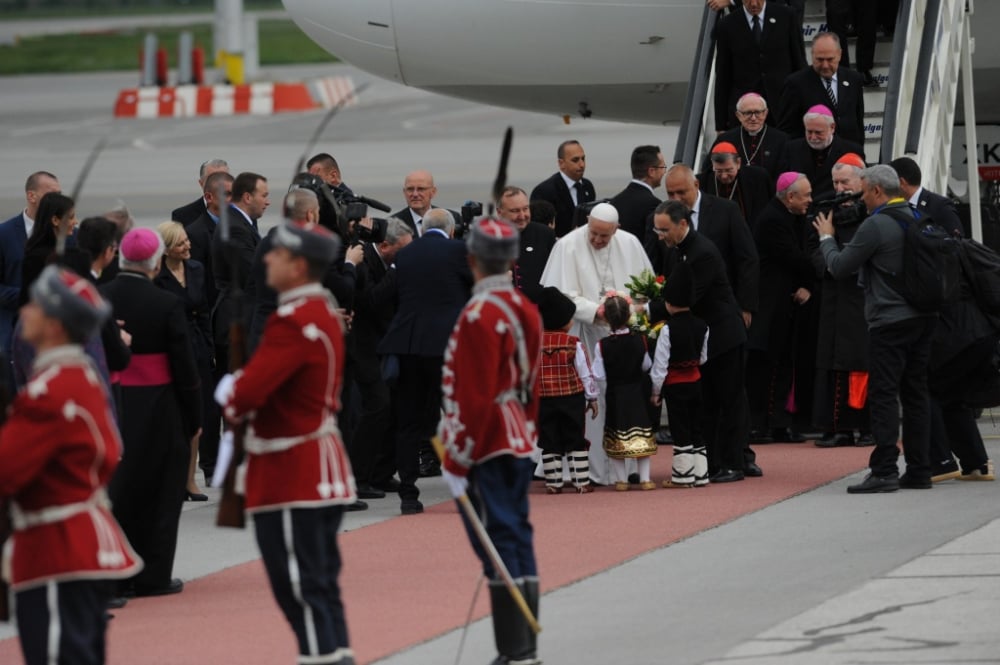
[0,444,868,664]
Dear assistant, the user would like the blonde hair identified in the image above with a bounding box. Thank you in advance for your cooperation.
[157,220,187,250]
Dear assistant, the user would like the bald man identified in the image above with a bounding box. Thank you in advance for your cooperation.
[391,170,461,238]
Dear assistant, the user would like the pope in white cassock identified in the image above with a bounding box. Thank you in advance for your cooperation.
[539,202,653,485]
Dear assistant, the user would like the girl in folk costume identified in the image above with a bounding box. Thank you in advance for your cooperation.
[650,261,711,487]
[591,293,659,491]
[537,287,599,494]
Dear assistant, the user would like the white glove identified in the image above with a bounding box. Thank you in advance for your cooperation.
[441,468,468,498]
[214,373,235,407]
[212,430,235,488]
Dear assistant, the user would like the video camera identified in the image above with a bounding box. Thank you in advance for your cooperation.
[289,173,391,244]
[459,201,483,239]
[573,198,611,229]
[809,190,866,227]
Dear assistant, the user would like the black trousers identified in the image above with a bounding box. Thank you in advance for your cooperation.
[394,354,444,502]
[16,580,108,665]
[348,351,392,486]
[826,0,879,71]
[866,317,935,478]
[254,506,350,660]
[928,335,997,471]
[664,382,704,448]
[701,343,753,473]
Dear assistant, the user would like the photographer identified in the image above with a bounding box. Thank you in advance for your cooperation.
[811,153,873,448]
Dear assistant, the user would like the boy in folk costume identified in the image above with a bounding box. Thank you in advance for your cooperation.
[536,286,599,494]
[439,217,543,665]
[651,261,710,487]
[0,265,143,665]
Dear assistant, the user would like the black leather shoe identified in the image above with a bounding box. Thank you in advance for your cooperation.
[134,578,184,597]
[847,473,899,494]
[400,500,424,515]
[900,473,933,489]
[710,469,745,483]
[346,500,368,512]
[356,484,386,499]
[855,433,875,447]
[861,70,878,87]
[743,462,763,477]
[185,490,208,501]
[749,430,774,444]
[815,432,854,448]
[627,473,640,485]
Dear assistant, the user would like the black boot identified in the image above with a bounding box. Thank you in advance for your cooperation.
[522,576,541,662]
[488,579,540,665]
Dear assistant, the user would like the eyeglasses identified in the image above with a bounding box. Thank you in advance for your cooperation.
[651,164,667,171]
[653,227,671,236]
[739,109,766,117]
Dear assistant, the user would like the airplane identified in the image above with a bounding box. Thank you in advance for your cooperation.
[280,0,1000,127]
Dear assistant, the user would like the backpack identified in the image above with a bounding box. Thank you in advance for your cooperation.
[879,206,961,313]
[957,238,1000,314]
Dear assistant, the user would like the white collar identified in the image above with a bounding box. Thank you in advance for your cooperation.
[560,171,580,191]
[744,5,765,27]
[908,187,924,207]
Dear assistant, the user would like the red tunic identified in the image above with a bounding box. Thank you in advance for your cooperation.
[539,331,585,397]
[440,277,542,476]
[226,284,356,512]
[0,346,142,590]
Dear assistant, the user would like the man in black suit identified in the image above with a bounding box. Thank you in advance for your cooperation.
[307,152,354,197]
[889,157,964,237]
[713,93,789,179]
[376,209,473,515]
[171,158,230,226]
[350,217,413,498]
[661,165,760,330]
[609,145,664,241]
[211,171,266,364]
[646,200,754,482]
[0,171,60,378]
[699,141,772,234]
[530,140,596,237]
[779,105,864,199]
[391,170,461,237]
[713,0,807,132]
[497,186,555,303]
[707,0,805,28]
[777,32,866,146]
[184,170,231,483]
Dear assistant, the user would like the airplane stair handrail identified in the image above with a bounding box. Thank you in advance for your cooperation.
[904,0,943,155]
[673,5,719,167]
[879,0,918,162]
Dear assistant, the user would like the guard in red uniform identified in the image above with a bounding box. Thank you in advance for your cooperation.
[217,219,357,665]
[0,265,142,665]
[439,217,543,665]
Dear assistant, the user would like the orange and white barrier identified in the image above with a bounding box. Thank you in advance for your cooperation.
[114,76,356,118]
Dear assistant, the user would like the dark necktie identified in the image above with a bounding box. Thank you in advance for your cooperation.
[752,15,761,44]
[573,181,584,204]
[824,77,838,109]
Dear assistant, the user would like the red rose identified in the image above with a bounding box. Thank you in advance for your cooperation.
[656,275,665,284]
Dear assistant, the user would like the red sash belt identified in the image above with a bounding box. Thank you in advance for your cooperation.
[119,353,172,387]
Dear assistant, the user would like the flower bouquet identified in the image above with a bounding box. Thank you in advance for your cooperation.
[624,268,665,302]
